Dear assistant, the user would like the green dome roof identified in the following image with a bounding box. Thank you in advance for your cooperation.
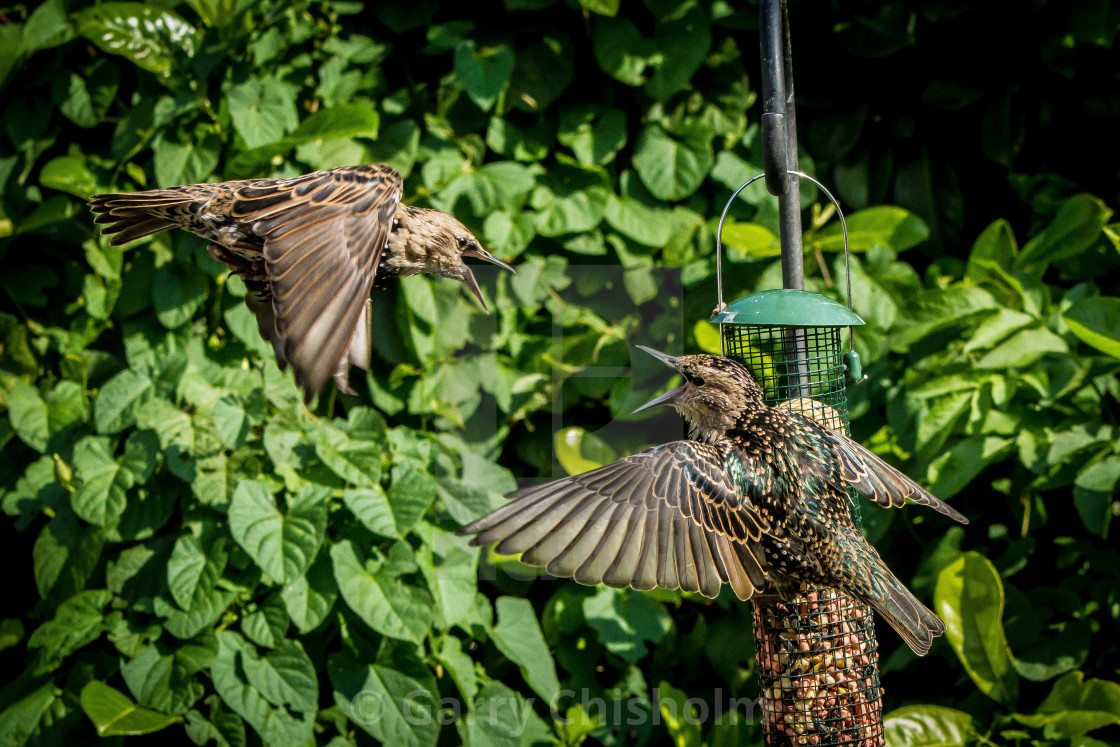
[708,289,865,327]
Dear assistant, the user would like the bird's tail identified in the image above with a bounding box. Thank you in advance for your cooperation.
[88,190,195,245]
[861,564,946,656]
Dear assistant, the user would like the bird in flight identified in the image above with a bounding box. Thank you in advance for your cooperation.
[459,346,968,655]
[89,164,513,402]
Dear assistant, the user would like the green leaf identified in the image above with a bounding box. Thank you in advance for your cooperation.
[167,534,227,611]
[814,205,930,253]
[228,77,300,148]
[6,382,49,452]
[593,17,655,86]
[603,170,679,247]
[0,619,23,652]
[553,426,616,475]
[457,680,547,746]
[33,509,104,600]
[1062,296,1120,359]
[1015,671,1120,737]
[160,587,237,640]
[656,681,702,747]
[644,7,711,101]
[315,420,383,486]
[70,435,132,527]
[1017,194,1113,268]
[891,285,998,349]
[243,595,291,649]
[75,3,198,78]
[934,552,1019,705]
[242,640,318,712]
[386,463,437,534]
[281,554,338,634]
[436,636,478,702]
[152,262,209,328]
[229,103,380,175]
[121,642,212,714]
[359,467,442,539]
[328,653,440,747]
[974,325,1068,369]
[454,41,515,111]
[28,589,111,673]
[0,683,57,746]
[211,632,315,745]
[632,125,713,202]
[722,221,781,260]
[228,482,327,584]
[558,105,627,166]
[489,597,560,703]
[24,0,74,51]
[80,681,178,737]
[883,705,974,746]
[1074,456,1120,537]
[95,369,152,434]
[415,523,478,629]
[40,155,98,198]
[583,587,671,663]
[341,486,398,537]
[153,131,219,187]
[330,540,434,644]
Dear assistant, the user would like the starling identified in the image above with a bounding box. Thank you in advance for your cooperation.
[459,346,969,656]
[89,164,513,402]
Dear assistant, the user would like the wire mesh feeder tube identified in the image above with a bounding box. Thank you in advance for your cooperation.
[712,297,884,746]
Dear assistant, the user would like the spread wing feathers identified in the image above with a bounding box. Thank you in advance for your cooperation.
[88,189,198,246]
[231,165,403,401]
[457,441,769,601]
[825,429,969,524]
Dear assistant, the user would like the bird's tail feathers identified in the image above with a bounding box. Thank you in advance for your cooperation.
[864,567,945,656]
[88,190,194,246]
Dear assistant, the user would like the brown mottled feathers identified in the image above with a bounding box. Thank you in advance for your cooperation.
[90,165,403,402]
[821,427,969,524]
[458,441,769,601]
[230,165,401,398]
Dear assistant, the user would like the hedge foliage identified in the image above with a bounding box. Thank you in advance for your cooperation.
[0,0,1118,745]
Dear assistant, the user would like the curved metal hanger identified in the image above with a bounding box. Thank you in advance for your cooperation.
[714,170,855,358]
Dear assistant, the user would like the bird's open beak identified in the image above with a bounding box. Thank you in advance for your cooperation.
[462,246,515,274]
[632,345,686,414]
[461,246,515,312]
[636,345,680,370]
[632,384,687,414]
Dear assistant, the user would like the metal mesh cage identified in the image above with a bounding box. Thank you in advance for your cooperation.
[722,322,884,747]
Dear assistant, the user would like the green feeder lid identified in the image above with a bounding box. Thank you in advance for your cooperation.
[709,289,865,327]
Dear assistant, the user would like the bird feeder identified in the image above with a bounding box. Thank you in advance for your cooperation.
[710,288,884,747]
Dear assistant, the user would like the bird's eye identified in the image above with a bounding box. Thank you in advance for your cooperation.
[457,237,467,248]
[693,377,705,386]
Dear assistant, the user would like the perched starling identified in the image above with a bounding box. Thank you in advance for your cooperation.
[89,164,513,401]
[459,346,969,656]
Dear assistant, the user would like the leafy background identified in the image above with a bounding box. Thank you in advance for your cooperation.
[1,0,1118,745]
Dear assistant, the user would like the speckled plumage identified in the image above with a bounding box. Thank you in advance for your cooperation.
[89,164,513,402]
[459,347,969,655]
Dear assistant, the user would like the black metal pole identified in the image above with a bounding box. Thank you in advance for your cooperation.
[759,0,804,291]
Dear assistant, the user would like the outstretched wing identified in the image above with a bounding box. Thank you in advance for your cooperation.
[231,164,403,400]
[824,429,969,524]
[458,441,770,601]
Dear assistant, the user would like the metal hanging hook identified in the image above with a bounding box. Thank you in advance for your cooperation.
[713,170,858,370]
